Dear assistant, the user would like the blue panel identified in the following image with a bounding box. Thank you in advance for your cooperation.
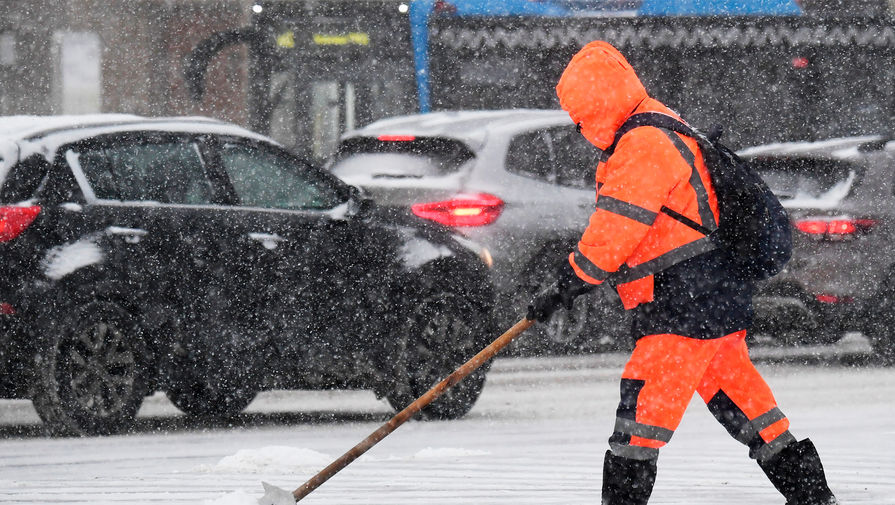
[639,0,802,16]
[448,0,568,16]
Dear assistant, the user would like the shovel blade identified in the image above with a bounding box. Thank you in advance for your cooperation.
[258,481,295,505]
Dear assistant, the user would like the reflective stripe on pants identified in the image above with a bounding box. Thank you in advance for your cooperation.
[609,330,793,462]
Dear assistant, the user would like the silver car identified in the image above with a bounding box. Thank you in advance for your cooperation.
[328,110,632,354]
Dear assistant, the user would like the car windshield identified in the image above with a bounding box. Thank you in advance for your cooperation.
[330,136,475,180]
[750,157,858,207]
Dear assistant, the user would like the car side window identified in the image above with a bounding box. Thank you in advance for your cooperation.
[70,139,214,204]
[0,154,51,203]
[217,142,343,210]
[550,126,599,189]
[505,126,598,188]
[505,130,555,182]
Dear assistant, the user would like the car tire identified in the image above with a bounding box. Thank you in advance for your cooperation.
[386,282,488,420]
[511,252,632,355]
[31,301,148,436]
[864,281,895,365]
[574,286,635,353]
[808,325,844,346]
[165,347,258,419]
[166,380,257,419]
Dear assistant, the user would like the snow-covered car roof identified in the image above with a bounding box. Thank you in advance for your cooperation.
[737,135,892,161]
[0,114,277,184]
[738,134,895,211]
[341,109,573,150]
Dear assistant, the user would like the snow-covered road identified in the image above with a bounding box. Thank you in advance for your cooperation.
[0,336,892,504]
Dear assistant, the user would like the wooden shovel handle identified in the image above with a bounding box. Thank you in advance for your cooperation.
[293,317,536,501]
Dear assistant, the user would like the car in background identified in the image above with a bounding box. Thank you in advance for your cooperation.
[328,110,633,355]
[0,114,496,436]
[330,110,895,359]
[739,136,895,358]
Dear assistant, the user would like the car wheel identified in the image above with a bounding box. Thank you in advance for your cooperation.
[165,348,258,419]
[807,326,844,345]
[387,284,487,420]
[542,293,590,345]
[166,380,257,419]
[31,301,148,436]
[574,286,635,353]
[511,253,632,355]
[864,282,895,365]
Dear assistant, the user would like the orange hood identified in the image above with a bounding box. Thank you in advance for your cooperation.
[555,41,648,150]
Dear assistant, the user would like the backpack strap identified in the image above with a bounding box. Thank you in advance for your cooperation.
[658,129,718,234]
[606,112,699,155]
[605,112,718,235]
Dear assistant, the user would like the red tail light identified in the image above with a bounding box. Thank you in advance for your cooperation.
[0,206,40,242]
[793,217,876,238]
[411,193,504,227]
[791,56,810,69]
[815,294,854,304]
[377,135,416,142]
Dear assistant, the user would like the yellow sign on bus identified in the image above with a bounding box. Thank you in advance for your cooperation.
[312,32,370,46]
[276,32,295,48]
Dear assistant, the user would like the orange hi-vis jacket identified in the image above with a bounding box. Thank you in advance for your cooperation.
[556,41,720,310]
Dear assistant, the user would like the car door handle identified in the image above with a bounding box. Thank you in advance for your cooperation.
[248,232,285,250]
[106,226,148,244]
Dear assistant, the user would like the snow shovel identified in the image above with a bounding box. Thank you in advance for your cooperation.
[257,317,536,504]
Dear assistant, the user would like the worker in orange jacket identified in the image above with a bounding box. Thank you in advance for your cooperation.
[528,40,838,505]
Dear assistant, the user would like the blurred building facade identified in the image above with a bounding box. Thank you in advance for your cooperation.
[0,0,252,123]
[1,0,894,133]
[800,0,894,16]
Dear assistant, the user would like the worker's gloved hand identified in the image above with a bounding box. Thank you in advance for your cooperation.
[526,261,595,322]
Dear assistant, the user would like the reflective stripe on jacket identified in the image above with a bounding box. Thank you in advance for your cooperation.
[556,41,719,309]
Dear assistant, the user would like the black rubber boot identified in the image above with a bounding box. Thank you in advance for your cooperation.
[601,450,657,505]
[758,438,839,505]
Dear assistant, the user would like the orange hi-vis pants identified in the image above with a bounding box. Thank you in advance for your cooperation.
[608,330,795,462]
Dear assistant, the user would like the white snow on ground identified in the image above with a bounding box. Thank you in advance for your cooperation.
[205,491,258,505]
[197,446,334,475]
[411,447,490,459]
[0,336,893,504]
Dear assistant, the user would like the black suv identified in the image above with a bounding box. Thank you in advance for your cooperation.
[0,115,495,436]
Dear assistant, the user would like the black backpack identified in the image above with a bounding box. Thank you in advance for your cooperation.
[606,112,792,281]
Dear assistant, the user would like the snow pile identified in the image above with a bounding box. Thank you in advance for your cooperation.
[198,446,333,475]
[199,446,489,505]
[200,445,489,475]
[412,447,490,459]
[203,490,257,505]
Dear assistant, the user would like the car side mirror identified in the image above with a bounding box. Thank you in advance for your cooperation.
[347,185,375,217]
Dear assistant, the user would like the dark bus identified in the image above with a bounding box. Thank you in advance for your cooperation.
[427,14,895,149]
[186,0,418,161]
[186,0,895,159]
